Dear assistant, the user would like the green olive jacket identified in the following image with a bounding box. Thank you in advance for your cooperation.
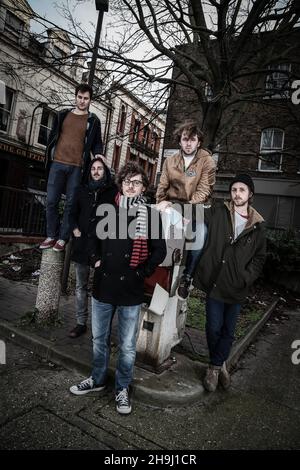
[193,201,266,304]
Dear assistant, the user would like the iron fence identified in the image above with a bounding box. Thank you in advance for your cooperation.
[0,185,47,236]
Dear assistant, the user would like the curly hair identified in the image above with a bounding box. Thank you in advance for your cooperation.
[116,162,149,190]
[174,120,204,144]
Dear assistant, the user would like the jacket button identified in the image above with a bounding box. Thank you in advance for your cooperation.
[213,283,217,288]
[120,275,125,281]
[124,253,130,258]
[222,259,226,264]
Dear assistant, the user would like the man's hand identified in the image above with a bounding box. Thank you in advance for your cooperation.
[94,154,107,165]
[73,228,81,237]
[95,260,101,268]
[156,200,172,212]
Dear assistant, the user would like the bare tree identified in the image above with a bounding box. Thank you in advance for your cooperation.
[106,1,300,152]
[3,0,300,152]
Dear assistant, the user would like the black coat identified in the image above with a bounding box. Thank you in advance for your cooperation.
[70,164,118,265]
[45,109,103,183]
[92,204,167,306]
[193,201,266,304]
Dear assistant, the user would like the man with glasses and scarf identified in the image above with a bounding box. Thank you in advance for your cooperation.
[70,162,166,415]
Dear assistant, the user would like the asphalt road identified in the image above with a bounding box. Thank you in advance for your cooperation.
[0,308,299,454]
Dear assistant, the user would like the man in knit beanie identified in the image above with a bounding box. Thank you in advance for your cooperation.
[193,173,266,392]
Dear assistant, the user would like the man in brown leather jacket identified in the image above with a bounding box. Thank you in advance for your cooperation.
[156,120,216,300]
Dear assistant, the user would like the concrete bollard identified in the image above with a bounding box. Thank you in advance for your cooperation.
[35,249,65,324]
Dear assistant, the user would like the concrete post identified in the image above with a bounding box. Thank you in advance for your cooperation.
[35,249,65,323]
[136,215,188,370]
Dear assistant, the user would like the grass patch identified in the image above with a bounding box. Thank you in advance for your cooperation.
[186,289,264,340]
[186,296,206,330]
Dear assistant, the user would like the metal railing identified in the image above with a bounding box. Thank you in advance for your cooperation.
[0,185,47,236]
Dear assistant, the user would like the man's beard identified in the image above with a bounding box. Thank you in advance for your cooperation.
[233,197,248,207]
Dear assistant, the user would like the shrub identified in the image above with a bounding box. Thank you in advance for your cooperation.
[264,229,300,274]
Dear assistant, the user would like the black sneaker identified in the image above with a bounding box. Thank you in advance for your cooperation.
[176,276,192,300]
[115,388,132,415]
[68,324,87,338]
[69,377,106,395]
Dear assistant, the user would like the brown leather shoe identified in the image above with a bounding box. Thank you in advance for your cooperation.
[203,366,220,392]
[68,324,87,338]
[219,362,231,390]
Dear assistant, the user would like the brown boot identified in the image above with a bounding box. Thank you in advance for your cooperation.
[219,362,231,390]
[203,366,220,392]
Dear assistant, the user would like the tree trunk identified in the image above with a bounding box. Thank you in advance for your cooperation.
[35,249,65,324]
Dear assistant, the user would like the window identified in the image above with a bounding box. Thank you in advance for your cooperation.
[149,130,161,154]
[212,144,220,168]
[204,83,213,102]
[117,104,127,135]
[150,131,157,151]
[133,118,140,142]
[0,87,14,133]
[142,124,149,146]
[112,144,121,171]
[259,128,284,172]
[265,64,291,99]
[4,10,24,37]
[38,108,56,146]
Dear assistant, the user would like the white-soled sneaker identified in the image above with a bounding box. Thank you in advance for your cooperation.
[115,388,132,414]
[53,239,66,252]
[39,237,56,249]
[70,376,106,395]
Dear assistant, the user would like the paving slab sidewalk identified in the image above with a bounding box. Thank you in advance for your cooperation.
[0,277,278,405]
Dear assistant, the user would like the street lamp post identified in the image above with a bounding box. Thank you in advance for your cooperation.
[88,0,109,87]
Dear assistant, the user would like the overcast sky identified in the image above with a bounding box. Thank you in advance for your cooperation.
[27,0,111,39]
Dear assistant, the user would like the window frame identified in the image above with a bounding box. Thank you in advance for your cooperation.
[0,86,14,134]
[265,64,291,99]
[37,107,56,147]
[4,10,25,38]
[117,104,127,135]
[258,128,284,172]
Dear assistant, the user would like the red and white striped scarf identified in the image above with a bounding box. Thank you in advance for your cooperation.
[115,192,149,268]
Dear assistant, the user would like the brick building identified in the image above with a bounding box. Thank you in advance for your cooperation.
[163,29,300,229]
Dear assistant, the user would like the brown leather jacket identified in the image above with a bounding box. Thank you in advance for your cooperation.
[156,149,216,204]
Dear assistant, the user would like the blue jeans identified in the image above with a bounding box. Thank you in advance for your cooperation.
[183,222,207,278]
[91,298,141,390]
[46,161,81,240]
[75,263,90,326]
[205,298,241,366]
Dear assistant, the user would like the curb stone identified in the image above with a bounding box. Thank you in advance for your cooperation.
[0,299,279,406]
